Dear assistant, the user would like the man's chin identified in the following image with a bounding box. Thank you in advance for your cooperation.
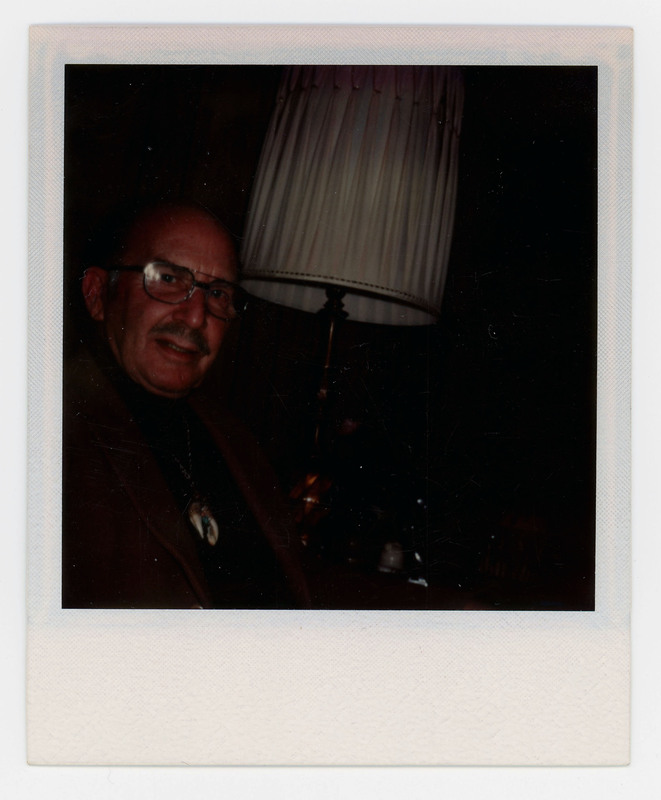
[135,369,201,399]
[148,385,193,399]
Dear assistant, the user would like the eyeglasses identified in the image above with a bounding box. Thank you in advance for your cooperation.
[103,261,247,322]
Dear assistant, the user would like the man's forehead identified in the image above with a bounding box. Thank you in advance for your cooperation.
[127,207,230,245]
[123,207,237,274]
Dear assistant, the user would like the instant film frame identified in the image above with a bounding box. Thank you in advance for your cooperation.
[28,25,631,764]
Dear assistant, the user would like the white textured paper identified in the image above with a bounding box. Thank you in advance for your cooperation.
[27,24,632,765]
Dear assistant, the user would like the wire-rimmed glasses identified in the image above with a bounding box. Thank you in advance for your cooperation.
[102,261,247,322]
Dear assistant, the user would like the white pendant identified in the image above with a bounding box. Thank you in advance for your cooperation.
[188,500,219,546]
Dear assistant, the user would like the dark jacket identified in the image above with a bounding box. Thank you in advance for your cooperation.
[62,345,310,609]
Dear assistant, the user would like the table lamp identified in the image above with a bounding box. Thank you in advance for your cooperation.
[240,65,464,566]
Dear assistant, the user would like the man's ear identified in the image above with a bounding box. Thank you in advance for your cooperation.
[81,267,109,322]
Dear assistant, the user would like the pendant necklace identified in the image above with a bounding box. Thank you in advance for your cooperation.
[171,417,220,547]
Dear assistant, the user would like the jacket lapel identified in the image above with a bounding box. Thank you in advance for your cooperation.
[72,350,213,607]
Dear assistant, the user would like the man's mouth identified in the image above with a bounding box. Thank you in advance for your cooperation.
[161,340,196,354]
[155,337,201,359]
[150,324,211,357]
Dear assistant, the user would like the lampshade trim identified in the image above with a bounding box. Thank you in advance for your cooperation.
[240,268,443,315]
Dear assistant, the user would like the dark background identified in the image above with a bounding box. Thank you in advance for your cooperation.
[64,65,597,609]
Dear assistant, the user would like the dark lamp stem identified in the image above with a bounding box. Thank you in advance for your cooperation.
[313,286,348,453]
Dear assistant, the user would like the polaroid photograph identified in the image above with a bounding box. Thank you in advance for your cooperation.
[27,24,631,765]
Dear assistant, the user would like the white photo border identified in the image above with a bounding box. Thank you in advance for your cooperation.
[27,24,631,765]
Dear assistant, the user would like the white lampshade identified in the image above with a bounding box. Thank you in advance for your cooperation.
[240,66,464,326]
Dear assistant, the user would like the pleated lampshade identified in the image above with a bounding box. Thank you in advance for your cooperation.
[240,65,464,326]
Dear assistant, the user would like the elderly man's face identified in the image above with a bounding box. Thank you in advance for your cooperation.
[84,207,238,398]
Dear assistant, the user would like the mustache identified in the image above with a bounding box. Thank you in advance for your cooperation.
[150,323,211,356]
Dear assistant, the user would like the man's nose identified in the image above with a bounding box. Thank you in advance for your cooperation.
[172,286,208,327]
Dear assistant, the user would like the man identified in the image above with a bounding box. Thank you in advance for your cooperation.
[62,201,310,608]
